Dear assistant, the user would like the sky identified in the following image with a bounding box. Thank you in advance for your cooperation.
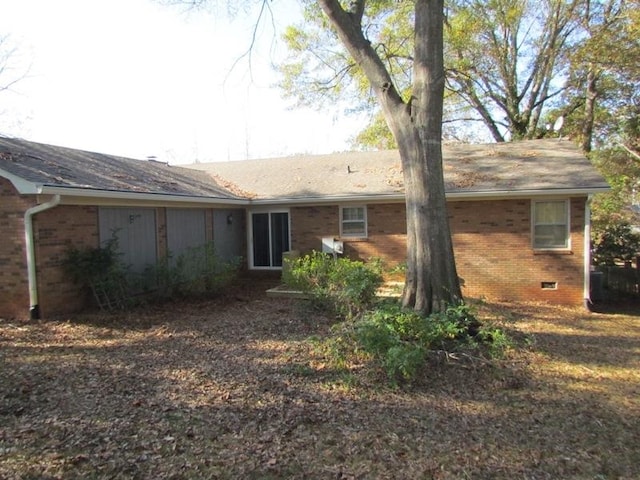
[0,0,367,164]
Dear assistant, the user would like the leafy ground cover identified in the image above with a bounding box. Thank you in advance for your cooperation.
[1,281,639,479]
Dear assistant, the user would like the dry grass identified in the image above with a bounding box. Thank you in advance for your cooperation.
[1,283,639,479]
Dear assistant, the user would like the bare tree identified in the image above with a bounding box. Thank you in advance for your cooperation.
[0,35,27,95]
[0,34,30,130]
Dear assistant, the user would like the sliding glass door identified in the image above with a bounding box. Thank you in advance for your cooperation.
[251,211,290,268]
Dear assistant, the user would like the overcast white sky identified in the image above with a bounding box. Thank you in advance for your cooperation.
[0,0,366,164]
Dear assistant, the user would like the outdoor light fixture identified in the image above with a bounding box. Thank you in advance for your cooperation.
[227,214,233,225]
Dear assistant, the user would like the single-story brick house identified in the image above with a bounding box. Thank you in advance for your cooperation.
[0,137,247,319]
[0,136,609,319]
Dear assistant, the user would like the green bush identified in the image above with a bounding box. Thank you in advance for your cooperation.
[140,242,242,299]
[283,251,383,318]
[353,301,507,384]
[64,239,241,311]
[63,236,131,310]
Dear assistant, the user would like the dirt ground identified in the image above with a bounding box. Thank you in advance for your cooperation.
[1,281,639,479]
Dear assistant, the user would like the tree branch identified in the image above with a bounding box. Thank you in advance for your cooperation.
[621,143,640,162]
[317,0,407,119]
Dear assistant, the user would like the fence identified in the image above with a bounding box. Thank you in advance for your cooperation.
[595,260,640,299]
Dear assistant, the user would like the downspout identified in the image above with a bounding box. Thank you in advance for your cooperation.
[24,194,61,320]
[584,194,593,310]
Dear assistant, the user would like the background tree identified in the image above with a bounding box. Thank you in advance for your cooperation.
[561,0,639,152]
[279,0,591,146]
[0,35,22,96]
[444,0,585,142]
[558,0,640,247]
[0,34,29,133]
[592,223,640,266]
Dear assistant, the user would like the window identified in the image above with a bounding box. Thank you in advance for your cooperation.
[341,206,367,238]
[533,200,569,249]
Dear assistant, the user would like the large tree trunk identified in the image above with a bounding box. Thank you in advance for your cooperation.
[400,0,462,312]
[318,0,462,314]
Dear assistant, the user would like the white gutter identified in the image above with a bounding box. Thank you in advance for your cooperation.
[39,186,249,206]
[584,194,593,309]
[24,194,61,320]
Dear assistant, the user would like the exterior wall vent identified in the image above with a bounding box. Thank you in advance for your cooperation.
[541,281,558,290]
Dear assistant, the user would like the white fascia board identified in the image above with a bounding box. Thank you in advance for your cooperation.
[249,194,406,206]
[248,187,611,206]
[40,186,250,206]
[445,187,611,200]
[0,169,40,194]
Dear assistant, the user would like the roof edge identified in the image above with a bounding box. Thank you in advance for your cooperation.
[40,186,250,205]
[5,174,610,206]
[0,168,40,194]
[248,186,611,206]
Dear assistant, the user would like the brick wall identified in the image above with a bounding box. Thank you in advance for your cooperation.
[0,194,245,318]
[1,187,589,318]
[450,198,585,305]
[290,197,587,305]
[0,178,36,319]
[34,205,99,318]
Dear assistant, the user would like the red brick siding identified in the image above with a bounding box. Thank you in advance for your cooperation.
[0,198,242,318]
[290,205,340,253]
[290,198,587,305]
[0,178,36,318]
[33,205,99,318]
[450,198,585,305]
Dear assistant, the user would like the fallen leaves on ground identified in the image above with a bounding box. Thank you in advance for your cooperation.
[1,283,639,479]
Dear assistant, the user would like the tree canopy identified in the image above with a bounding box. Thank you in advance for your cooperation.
[278,0,638,149]
[0,35,25,111]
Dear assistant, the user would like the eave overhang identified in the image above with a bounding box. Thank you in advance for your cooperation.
[39,186,249,206]
[1,166,611,207]
[247,186,612,206]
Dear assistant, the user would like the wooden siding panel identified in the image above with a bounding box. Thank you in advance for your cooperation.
[166,208,206,260]
[99,207,157,273]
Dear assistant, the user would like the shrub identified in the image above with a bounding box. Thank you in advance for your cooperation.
[283,251,383,318]
[353,301,508,384]
[147,245,241,301]
[143,242,242,298]
[63,237,131,310]
[64,239,241,311]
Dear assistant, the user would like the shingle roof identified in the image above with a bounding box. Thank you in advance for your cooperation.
[0,136,242,200]
[186,139,609,200]
[0,137,609,203]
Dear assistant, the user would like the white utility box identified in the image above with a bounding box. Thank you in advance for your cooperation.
[321,237,344,255]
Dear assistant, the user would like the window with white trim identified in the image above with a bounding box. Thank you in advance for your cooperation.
[341,206,367,238]
[532,200,570,249]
